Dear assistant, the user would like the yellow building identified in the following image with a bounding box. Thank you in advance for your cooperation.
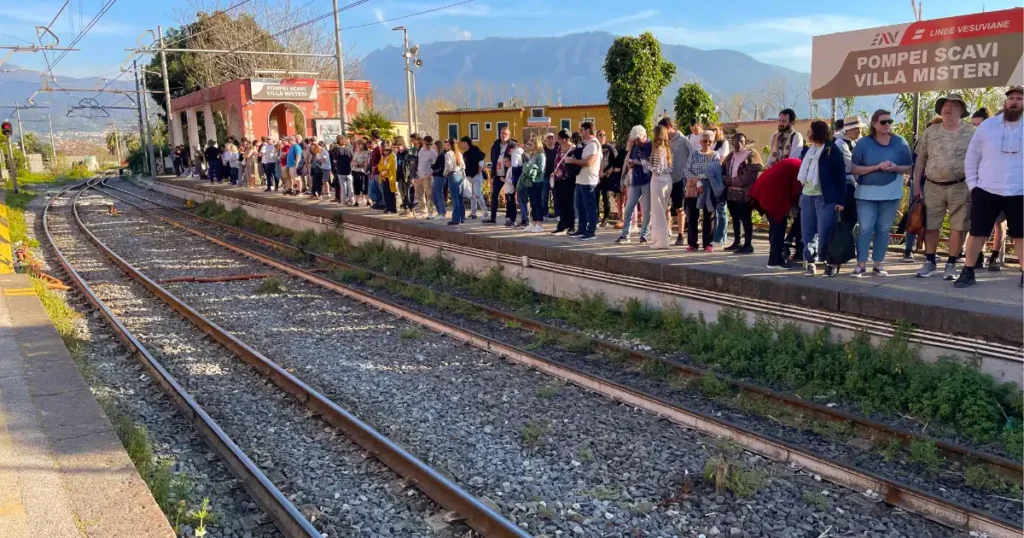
[438,103,613,144]
[721,119,814,153]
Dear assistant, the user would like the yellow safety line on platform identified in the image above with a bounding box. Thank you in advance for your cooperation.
[2,288,35,296]
[0,193,13,274]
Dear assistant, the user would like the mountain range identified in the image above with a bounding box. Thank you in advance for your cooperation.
[363,31,838,119]
[0,65,149,135]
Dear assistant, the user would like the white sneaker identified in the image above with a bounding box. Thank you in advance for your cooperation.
[530,224,543,233]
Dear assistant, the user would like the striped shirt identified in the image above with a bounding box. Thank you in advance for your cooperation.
[651,146,672,176]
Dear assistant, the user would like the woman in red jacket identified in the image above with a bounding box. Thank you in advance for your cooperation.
[749,157,802,269]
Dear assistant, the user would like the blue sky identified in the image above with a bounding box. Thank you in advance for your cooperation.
[2,0,1019,80]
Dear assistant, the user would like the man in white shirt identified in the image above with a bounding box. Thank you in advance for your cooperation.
[687,119,703,149]
[565,121,602,240]
[260,137,279,191]
[955,86,1024,289]
[414,135,438,218]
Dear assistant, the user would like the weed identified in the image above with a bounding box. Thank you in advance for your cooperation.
[31,278,85,349]
[524,329,560,351]
[520,420,550,445]
[504,319,522,330]
[560,333,594,354]
[255,276,285,294]
[604,348,628,363]
[333,267,371,283]
[964,462,1001,491]
[535,383,562,399]
[467,266,534,308]
[641,359,673,380]
[568,511,585,523]
[580,486,619,501]
[576,447,594,462]
[692,372,732,399]
[908,439,942,472]
[399,327,425,340]
[879,438,903,462]
[801,490,830,511]
[703,454,764,498]
[629,501,655,516]
[809,420,855,442]
[537,504,556,519]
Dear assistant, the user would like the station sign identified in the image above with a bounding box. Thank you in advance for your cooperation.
[251,78,319,101]
[811,8,1023,98]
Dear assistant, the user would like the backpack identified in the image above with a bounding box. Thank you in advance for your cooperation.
[564,145,584,179]
[826,210,856,266]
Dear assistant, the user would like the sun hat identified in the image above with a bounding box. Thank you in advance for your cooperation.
[934,93,969,118]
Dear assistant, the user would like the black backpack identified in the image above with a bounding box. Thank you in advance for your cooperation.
[564,145,583,180]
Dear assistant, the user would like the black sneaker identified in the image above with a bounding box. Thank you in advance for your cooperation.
[988,252,1003,271]
[953,267,976,288]
[482,218,496,224]
[639,236,648,245]
[723,242,740,252]
[779,260,794,270]
[673,235,684,247]
[580,234,597,241]
[615,236,630,244]
[824,264,836,277]
[567,230,583,237]
[736,245,754,254]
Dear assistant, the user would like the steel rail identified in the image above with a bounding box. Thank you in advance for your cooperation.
[95,180,1024,538]
[145,179,1024,362]
[99,180,1024,481]
[43,180,322,538]
[76,182,529,538]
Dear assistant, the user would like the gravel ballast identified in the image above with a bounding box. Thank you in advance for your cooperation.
[79,184,975,538]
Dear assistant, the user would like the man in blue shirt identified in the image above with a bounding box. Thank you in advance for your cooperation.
[286,137,303,195]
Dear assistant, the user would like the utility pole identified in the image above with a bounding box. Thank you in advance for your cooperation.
[5,134,16,193]
[157,25,176,149]
[14,103,25,155]
[46,115,56,166]
[133,59,149,174]
[393,26,413,141]
[332,0,348,134]
[411,70,419,134]
[139,63,156,175]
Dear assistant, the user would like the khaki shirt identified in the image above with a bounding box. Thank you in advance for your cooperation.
[918,122,975,183]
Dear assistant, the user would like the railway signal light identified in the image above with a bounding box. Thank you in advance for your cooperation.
[1,121,11,137]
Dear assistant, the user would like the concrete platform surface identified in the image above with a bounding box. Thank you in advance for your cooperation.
[0,273,174,537]
[152,177,1023,345]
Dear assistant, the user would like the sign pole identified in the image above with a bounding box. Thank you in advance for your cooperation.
[332,0,348,134]
[6,135,16,193]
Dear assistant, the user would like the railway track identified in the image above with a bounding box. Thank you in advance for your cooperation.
[93,177,1023,538]
[47,179,527,538]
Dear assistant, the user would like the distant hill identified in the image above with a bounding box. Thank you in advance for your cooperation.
[0,64,150,133]
[362,32,812,117]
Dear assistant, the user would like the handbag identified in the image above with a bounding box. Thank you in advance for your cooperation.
[826,209,856,266]
[906,198,925,235]
[620,166,633,187]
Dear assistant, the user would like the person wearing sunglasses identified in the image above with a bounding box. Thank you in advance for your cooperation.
[850,109,913,278]
[956,85,1024,288]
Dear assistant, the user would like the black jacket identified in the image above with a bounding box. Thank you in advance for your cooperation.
[812,143,849,206]
[489,139,509,178]
[432,150,447,176]
[330,145,352,175]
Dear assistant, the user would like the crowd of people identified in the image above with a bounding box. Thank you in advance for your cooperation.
[177,85,1022,289]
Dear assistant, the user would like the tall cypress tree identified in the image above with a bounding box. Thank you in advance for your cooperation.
[602,32,676,144]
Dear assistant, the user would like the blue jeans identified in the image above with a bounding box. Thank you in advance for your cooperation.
[432,175,447,218]
[541,174,552,217]
[489,176,503,221]
[447,172,465,223]
[856,198,900,264]
[619,183,651,239]
[575,184,598,236]
[713,202,728,244]
[529,182,545,222]
[517,188,530,224]
[799,194,836,263]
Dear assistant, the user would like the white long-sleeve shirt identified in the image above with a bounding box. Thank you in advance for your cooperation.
[261,143,278,163]
[417,147,438,178]
[443,151,465,176]
[965,115,1023,196]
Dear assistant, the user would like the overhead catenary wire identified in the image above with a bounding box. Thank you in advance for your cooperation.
[341,0,476,31]
[42,0,117,79]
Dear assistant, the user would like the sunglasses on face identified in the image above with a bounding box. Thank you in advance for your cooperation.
[701,139,712,144]
[878,119,894,125]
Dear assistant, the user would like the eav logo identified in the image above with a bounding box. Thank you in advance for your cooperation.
[869,31,900,47]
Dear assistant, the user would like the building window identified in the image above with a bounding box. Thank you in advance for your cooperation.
[484,122,492,131]
[469,123,480,141]
[447,123,459,140]
[560,119,571,131]
[530,108,545,118]
[496,121,509,135]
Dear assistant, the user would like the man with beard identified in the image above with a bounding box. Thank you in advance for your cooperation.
[766,109,804,168]
[955,86,1024,289]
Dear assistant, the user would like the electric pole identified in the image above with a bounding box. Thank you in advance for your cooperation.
[157,25,176,148]
[138,62,156,175]
[332,0,348,134]
[14,103,25,155]
[46,115,56,166]
[133,59,149,174]
[392,26,413,140]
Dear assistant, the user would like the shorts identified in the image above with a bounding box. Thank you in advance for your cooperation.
[670,181,685,211]
[924,180,969,231]
[969,187,1023,239]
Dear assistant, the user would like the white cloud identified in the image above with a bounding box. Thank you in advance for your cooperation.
[567,9,660,34]
[375,8,389,28]
[454,28,473,40]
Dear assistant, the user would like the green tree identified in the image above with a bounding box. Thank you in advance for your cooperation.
[348,110,394,139]
[603,32,676,144]
[673,82,718,129]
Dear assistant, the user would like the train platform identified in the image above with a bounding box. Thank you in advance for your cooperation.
[0,273,174,537]
[150,176,1023,347]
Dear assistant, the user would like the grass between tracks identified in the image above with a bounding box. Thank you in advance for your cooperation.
[192,200,1024,462]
